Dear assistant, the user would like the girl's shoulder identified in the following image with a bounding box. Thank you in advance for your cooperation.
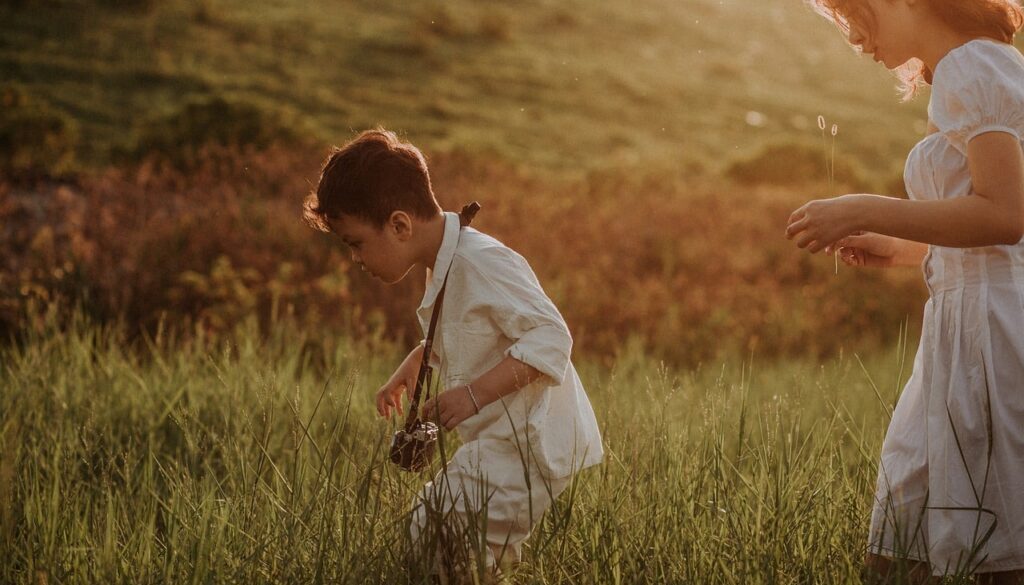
[929,39,1024,147]
[933,39,1024,95]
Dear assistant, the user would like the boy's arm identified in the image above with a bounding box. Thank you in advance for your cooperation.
[421,248,573,431]
[376,342,424,419]
[422,356,543,431]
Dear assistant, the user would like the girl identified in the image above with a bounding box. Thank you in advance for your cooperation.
[786,0,1024,582]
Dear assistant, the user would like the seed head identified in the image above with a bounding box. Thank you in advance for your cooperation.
[831,124,838,136]
[817,115,826,130]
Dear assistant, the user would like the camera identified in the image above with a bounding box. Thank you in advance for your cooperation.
[390,420,439,472]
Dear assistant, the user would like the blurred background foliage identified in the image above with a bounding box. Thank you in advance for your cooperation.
[0,0,955,364]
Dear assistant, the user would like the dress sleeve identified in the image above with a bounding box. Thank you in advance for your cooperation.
[458,246,573,386]
[930,44,1024,155]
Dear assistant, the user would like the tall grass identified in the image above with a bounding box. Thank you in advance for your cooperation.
[1,310,917,583]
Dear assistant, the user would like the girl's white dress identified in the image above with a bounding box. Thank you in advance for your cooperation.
[869,39,1024,574]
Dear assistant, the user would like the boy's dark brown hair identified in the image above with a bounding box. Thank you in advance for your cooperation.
[303,128,441,232]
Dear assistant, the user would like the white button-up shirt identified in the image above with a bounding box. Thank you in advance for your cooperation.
[417,212,603,479]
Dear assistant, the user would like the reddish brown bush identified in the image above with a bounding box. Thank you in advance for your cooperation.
[0,144,925,364]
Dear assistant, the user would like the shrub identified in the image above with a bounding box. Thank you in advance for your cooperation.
[478,13,511,42]
[129,96,301,166]
[0,85,79,180]
[726,142,866,190]
[89,0,155,12]
[416,5,466,40]
[1,145,925,364]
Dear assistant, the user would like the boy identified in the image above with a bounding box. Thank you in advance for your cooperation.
[303,128,603,578]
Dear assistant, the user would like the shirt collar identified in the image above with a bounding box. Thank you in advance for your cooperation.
[419,211,461,312]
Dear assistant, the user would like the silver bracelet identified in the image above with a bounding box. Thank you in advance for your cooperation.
[465,383,481,414]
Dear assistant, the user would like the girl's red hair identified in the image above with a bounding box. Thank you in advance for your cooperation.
[808,0,1024,100]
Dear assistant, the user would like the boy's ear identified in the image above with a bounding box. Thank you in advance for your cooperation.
[388,210,414,241]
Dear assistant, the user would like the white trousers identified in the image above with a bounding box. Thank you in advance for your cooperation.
[409,437,570,571]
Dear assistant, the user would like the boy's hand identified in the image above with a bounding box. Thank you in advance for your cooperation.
[376,344,427,419]
[376,377,412,419]
[422,386,478,431]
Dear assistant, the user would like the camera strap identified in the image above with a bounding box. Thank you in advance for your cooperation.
[403,202,481,433]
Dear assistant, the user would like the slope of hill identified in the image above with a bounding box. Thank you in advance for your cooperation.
[1,0,954,179]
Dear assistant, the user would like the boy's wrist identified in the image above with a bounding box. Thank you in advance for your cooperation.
[464,383,481,413]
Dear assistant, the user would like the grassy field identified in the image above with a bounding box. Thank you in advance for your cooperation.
[0,311,922,584]
[0,0,947,177]
[2,3,976,581]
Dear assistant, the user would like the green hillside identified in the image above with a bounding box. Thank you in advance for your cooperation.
[2,0,963,178]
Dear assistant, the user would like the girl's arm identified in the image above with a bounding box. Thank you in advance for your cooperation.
[828,232,929,268]
[787,132,1024,252]
[421,357,543,431]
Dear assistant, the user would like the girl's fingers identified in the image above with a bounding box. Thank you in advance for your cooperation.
[808,239,830,254]
[787,206,807,226]
[838,245,869,266]
[842,234,868,247]
[794,231,817,249]
[786,216,812,239]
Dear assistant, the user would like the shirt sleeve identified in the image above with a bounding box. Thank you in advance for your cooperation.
[458,246,573,386]
[931,44,1024,154]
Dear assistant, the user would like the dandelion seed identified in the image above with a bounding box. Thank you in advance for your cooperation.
[830,124,838,188]
[818,116,830,183]
[816,115,842,274]
[829,123,841,274]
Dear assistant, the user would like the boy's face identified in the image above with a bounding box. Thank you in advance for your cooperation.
[328,213,416,284]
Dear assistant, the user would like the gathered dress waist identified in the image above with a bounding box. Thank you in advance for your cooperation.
[923,246,1024,295]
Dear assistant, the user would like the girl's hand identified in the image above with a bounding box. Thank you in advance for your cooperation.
[827,232,899,268]
[827,232,927,268]
[786,195,864,253]
[422,386,478,431]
